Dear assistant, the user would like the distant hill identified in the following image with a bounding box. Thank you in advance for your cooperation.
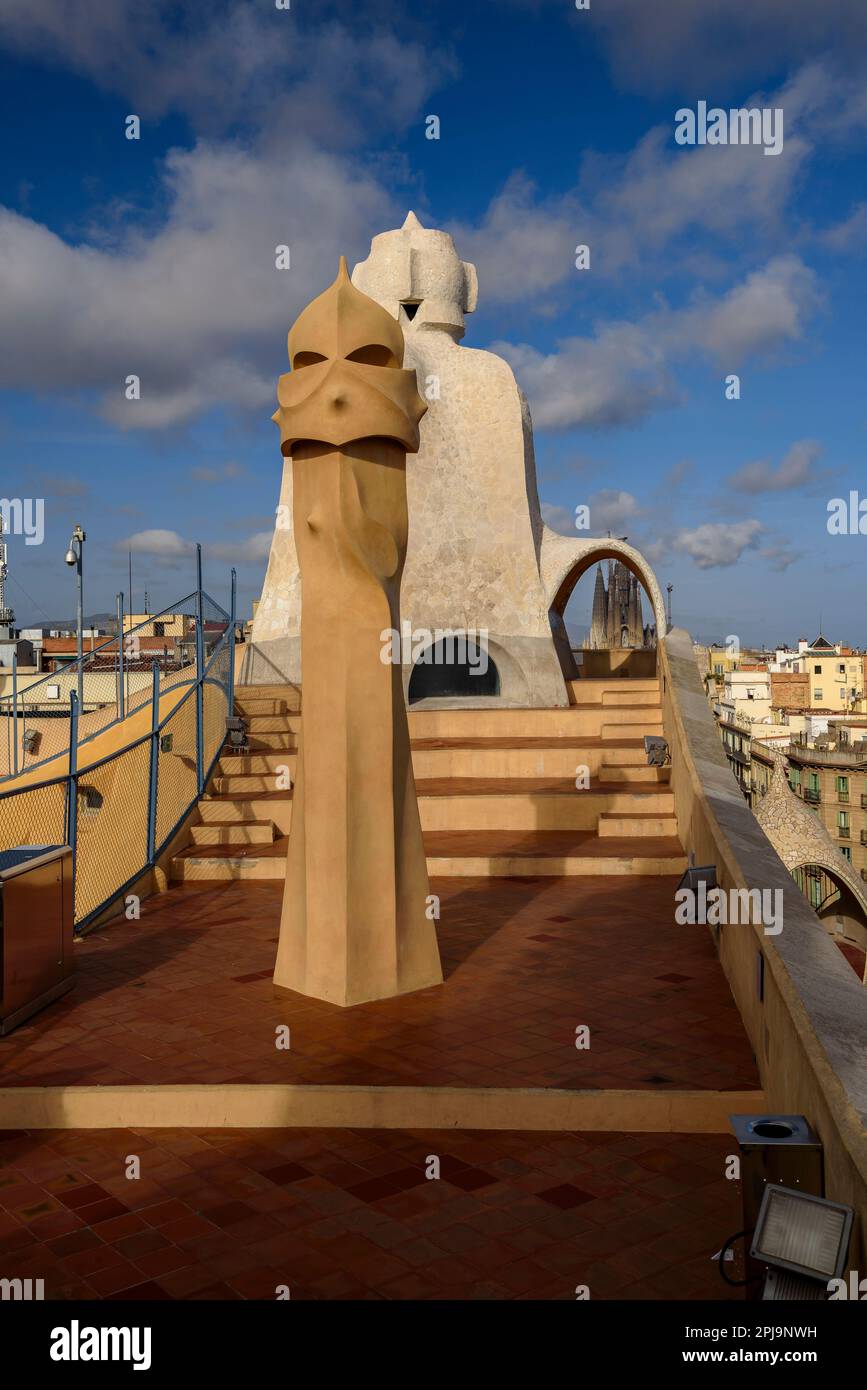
[19,612,118,633]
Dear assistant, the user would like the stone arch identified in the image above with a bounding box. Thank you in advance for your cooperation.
[540,533,668,638]
[790,859,867,953]
[537,532,666,679]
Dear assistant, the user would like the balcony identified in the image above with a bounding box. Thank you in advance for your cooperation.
[804,788,821,804]
[861,794,867,809]
[838,791,850,803]
[838,826,850,839]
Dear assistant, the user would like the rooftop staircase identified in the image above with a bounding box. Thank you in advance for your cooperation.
[170,676,686,883]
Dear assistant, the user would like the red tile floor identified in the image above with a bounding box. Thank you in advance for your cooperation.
[0,1127,745,1300]
[0,877,759,1091]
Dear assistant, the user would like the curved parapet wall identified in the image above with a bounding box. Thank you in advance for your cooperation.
[661,627,867,1264]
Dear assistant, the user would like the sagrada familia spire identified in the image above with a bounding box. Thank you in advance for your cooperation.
[587,561,653,650]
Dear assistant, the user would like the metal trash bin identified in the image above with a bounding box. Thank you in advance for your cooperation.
[729,1113,824,1296]
[0,845,75,1035]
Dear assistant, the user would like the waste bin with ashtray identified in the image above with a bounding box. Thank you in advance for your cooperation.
[0,844,75,1035]
[728,1113,824,1296]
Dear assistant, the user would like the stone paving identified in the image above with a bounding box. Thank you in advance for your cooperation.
[0,1126,745,1301]
[0,878,760,1092]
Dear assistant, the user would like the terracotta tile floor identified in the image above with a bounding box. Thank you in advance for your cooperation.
[0,877,759,1091]
[0,1127,745,1300]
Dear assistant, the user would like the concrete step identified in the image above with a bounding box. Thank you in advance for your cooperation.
[200,796,293,835]
[212,772,293,795]
[417,786,675,832]
[198,782,673,835]
[171,840,289,882]
[409,739,647,780]
[233,697,296,716]
[599,763,670,784]
[244,715,301,734]
[597,812,678,838]
[236,683,300,704]
[565,679,660,708]
[245,732,300,751]
[407,705,661,740]
[212,741,660,785]
[189,820,277,846]
[602,721,663,741]
[239,706,663,741]
[601,690,661,708]
[169,829,686,882]
[217,751,296,774]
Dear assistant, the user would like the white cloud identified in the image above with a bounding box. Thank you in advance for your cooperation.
[0,2,452,145]
[118,529,195,558]
[0,4,455,429]
[670,519,764,569]
[762,545,798,572]
[448,174,580,307]
[209,533,273,564]
[663,256,821,365]
[495,257,819,432]
[451,109,809,303]
[543,491,641,539]
[540,502,577,535]
[588,489,642,533]
[728,439,824,494]
[495,323,675,430]
[117,527,272,567]
[0,140,397,427]
[821,202,867,253]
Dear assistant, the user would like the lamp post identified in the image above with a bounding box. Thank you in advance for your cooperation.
[65,524,86,713]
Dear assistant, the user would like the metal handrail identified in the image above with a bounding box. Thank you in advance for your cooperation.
[0,557,232,782]
[0,563,238,932]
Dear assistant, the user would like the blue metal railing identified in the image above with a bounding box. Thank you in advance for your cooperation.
[0,548,231,782]
[0,563,237,931]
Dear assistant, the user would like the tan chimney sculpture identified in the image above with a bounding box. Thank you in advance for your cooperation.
[271,259,444,1005]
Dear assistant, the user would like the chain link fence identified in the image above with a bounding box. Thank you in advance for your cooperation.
[0,567,236,930]
[0,563,233,782]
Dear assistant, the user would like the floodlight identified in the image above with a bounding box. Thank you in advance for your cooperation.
[676,863,717,895]
[226,714,248,751]
[22,728,41,755]
[751,1184,853,1299]
[644,734,670,766]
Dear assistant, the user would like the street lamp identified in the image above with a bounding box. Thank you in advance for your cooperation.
[65,524,86,712]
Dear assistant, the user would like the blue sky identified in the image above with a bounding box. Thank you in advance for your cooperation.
[1,0,866,644]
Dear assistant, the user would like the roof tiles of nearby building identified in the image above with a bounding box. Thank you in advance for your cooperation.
[42,635,177,653]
